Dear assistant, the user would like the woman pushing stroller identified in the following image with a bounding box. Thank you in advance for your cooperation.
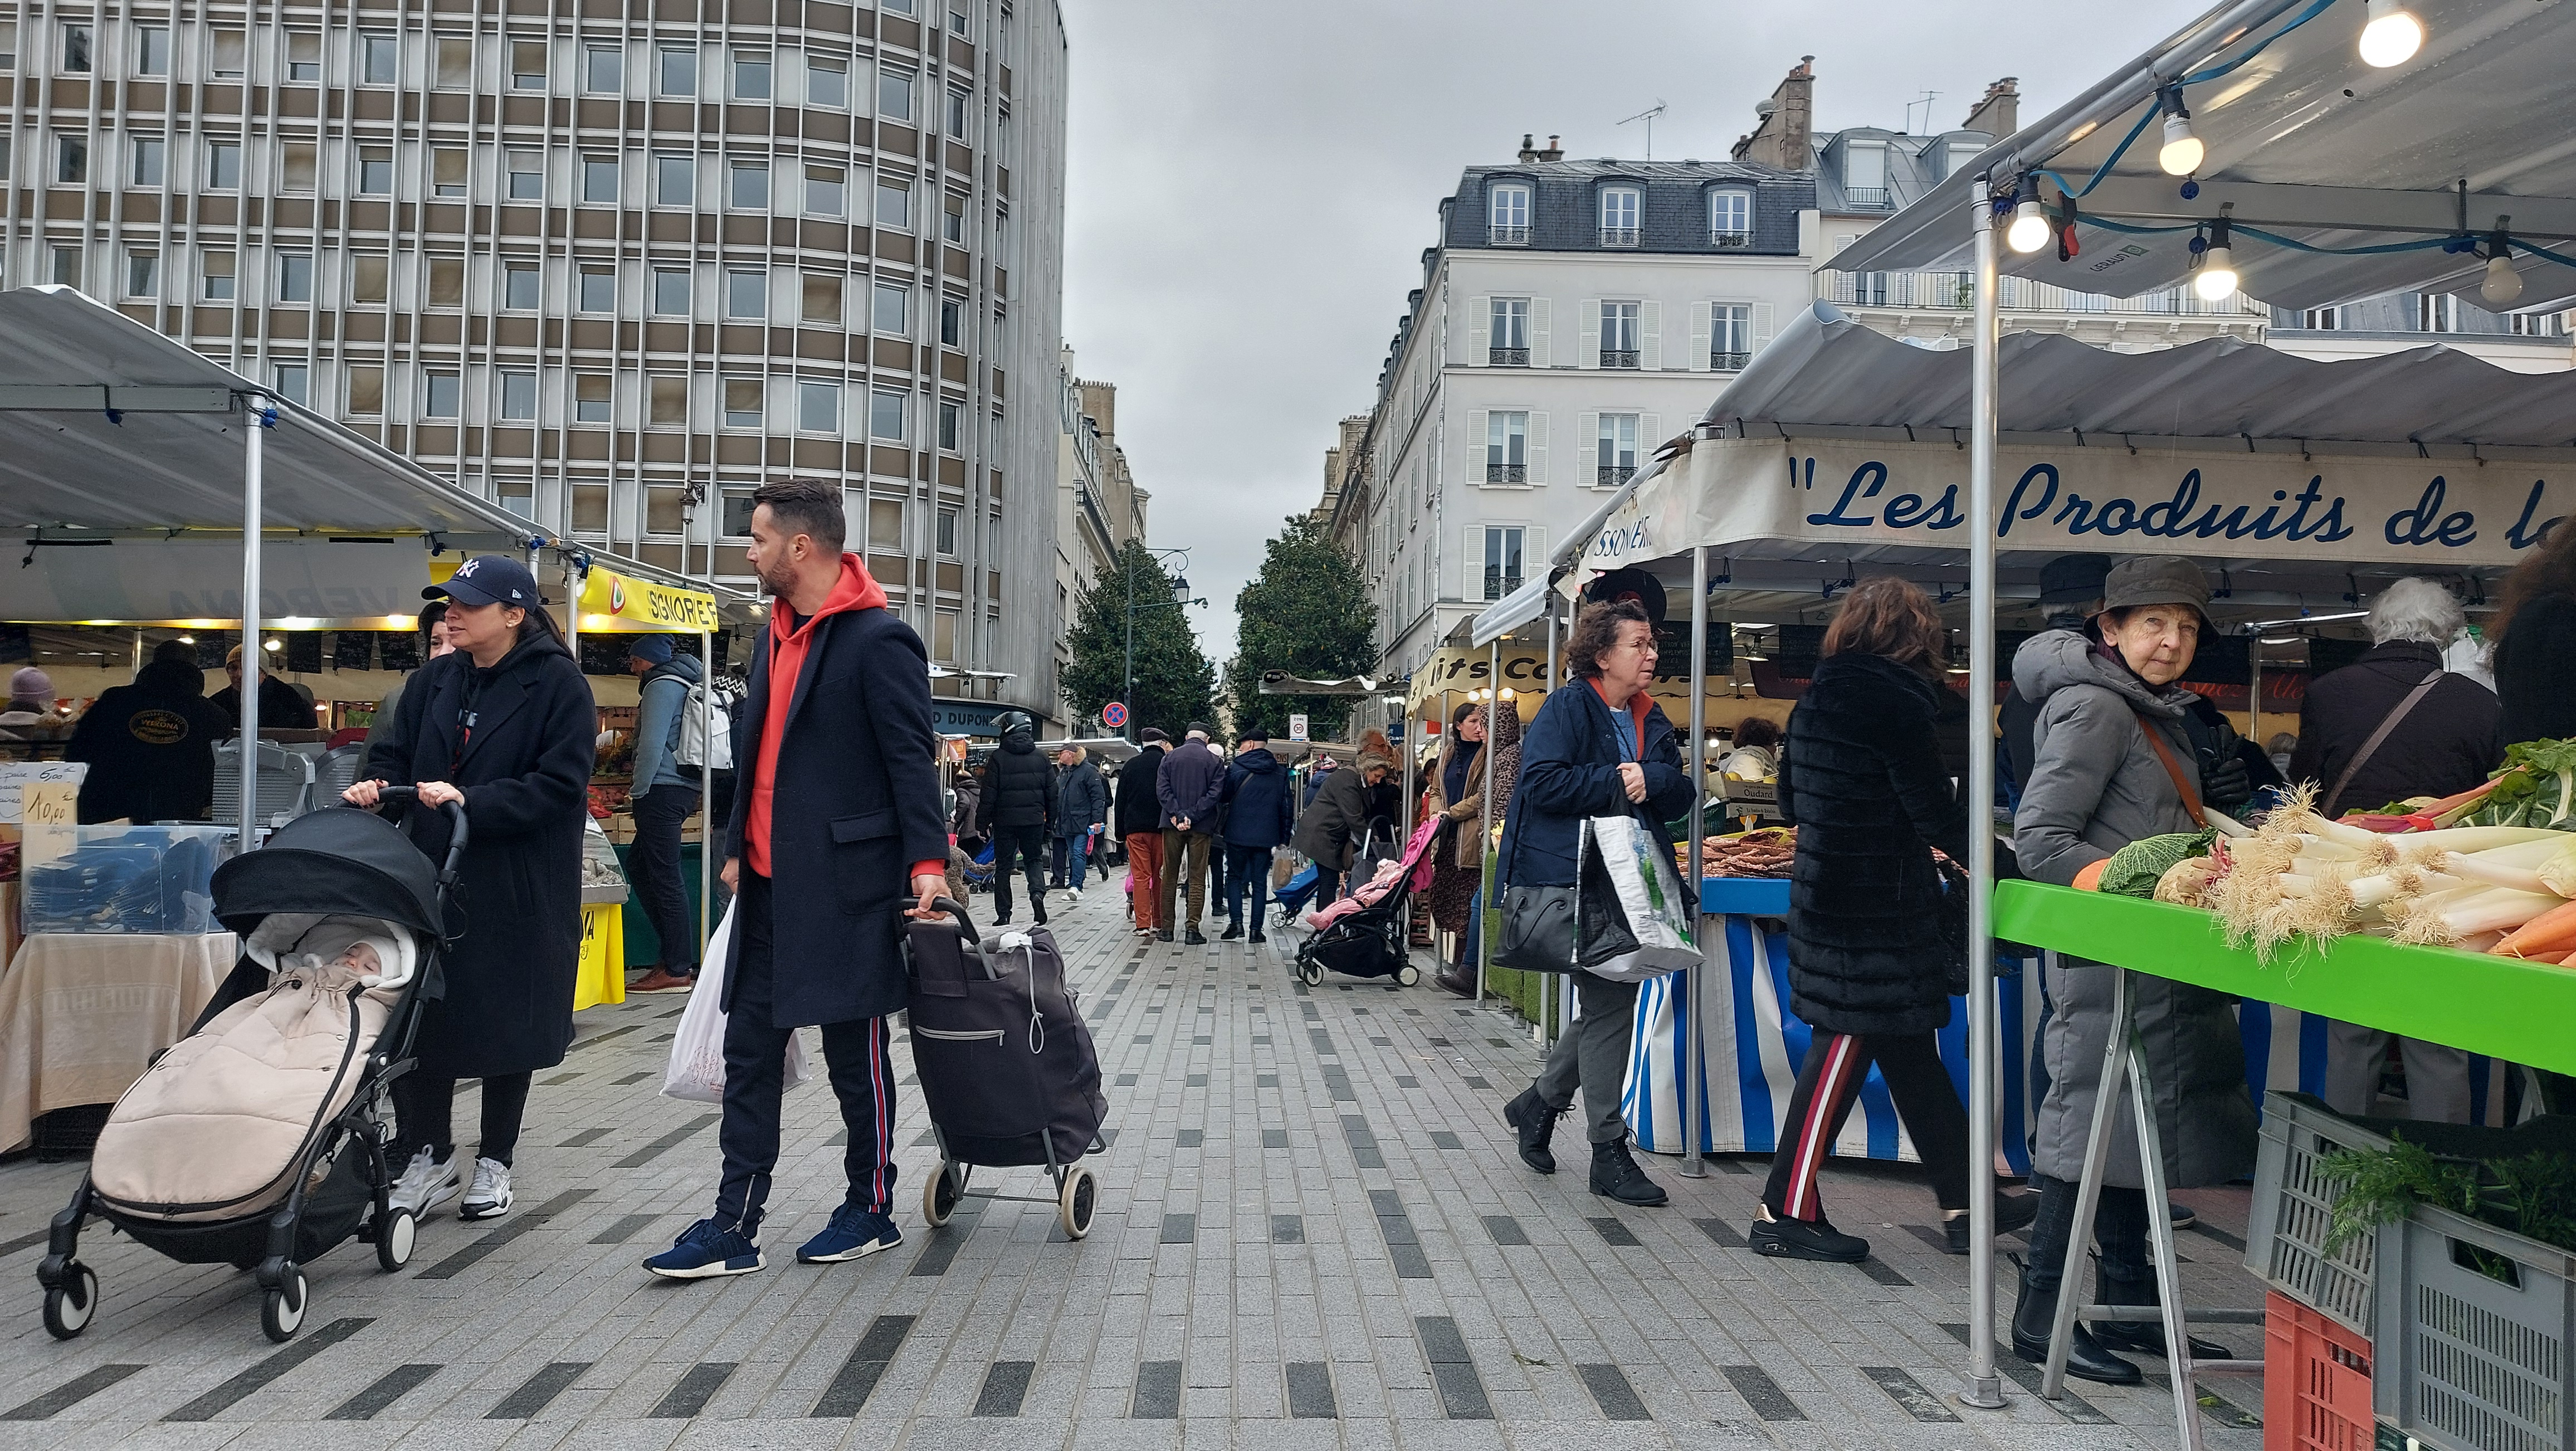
[347,556,597,1225]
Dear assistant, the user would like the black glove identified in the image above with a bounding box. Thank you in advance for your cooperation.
[2199,753,2253,812]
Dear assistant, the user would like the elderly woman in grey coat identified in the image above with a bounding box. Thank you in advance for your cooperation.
[2009,555,2258,1386]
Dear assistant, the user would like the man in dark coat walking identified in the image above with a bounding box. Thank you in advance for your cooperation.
[977,712,1055,923]
[1217,728,1294,941]
[646,480,947,1279]
[1117,730,1171,936]
[1049,744,1109,892]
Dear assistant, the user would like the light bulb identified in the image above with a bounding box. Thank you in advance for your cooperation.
[2159,113,2203,177]
[2360,0,2423,67]
[2007,197,2051,254]
[2193,244,2238,300]
[2484,254,2525,306]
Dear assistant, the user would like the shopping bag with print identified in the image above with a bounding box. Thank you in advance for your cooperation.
[1577,814,1699,983]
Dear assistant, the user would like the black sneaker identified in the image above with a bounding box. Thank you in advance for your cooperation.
[1943,1191,2042,1253]
[1750,1204,1868,1262]
[1248,931,1267,943]
[1185,927,1208,946]
[1158,929,1174,943]
[1220,921,1243,941]
[1589,1140,1668,1206]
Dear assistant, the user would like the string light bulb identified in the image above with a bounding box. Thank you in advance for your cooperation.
[2360,0,2424,67]
[2157,86,2202,177]
[2006,177,2051,255]
[2483,234,2525,306]
[2192,218,2239,301]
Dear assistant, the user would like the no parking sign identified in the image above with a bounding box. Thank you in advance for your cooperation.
[1102,701,1128,729]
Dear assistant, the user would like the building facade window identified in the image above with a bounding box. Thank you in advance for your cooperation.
[1487,183,1530,245]
[580,155,618,203]
[286,32,319,80]
[1599,186,1641,246]
[947,87,971,138]
[56,133,87,184]
[937,507,959,555]
[725,267,766,319]
[1712,303,1752,369]
[729,159,768,209]
[504,262,540,309]
[499,371,537,420]
[2301,306,2343,330]
[657,46,695,96]
[425,371,461,418]
[2418,294,2457,332]
[510,39,547,91]
[798,379,839,432]
[940,297,963,345]
[733,50,771,99]
[1599,300,1640,367]
[802,272,842,323]
[1710,189,1752,245]
[872,281,908,334]
[433,146,467,196]
[59,22,90,72]
[870,388,906,440]
[651,377,690,426]
[358,146,393,195]
[1485,411,1527,484]
[135,26,170,77]
[201,250,236,301]
[653,154,692,206]
[1489,296,1528,365]
[507,151,543,199]
[360,33,398,85]
[879,68,915,121]
[575,373,611,423]
[578,265,615,312]
[652,267,690,315]
[1843,140,1888,207]
[876,178,912,229]
[351,254,388,303]
[804,163,845,217]
[347,365,384,415]
[130,137,164,187]
[126,248,158,298]
[428,257,464,305]
[277,252,313,302]
[1482,526,1524,600]
[808,56,847,108]
[1597,413,1638,487]
[50,245,82,288]
[282,141,317,192]
[435,36,472,89]
[273,364,309,407]
[939,399,962,450]
[583,44,622,94]
[723,378,763,429]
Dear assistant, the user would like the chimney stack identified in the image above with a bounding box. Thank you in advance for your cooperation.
[1961,77,2019,138]
[1540,134,1563,162]
[1730,57,1815,171]
[1517,133,1539,163]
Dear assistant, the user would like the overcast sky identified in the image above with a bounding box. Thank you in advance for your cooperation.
[1058,0,2185,668]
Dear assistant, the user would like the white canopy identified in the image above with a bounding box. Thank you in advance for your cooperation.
[1828,0,2576,313]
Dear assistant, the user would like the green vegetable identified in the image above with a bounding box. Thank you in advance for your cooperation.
[2465,738,2576,829]
[2317,1137,2576,1276]
[2096,830,2217,899]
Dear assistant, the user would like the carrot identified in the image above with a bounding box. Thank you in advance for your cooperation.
[2074,859,2108,892]
[2492,896,2576,956]
[2526,950,2572,965]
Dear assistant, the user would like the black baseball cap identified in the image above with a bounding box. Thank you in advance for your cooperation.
[426,555,541,608]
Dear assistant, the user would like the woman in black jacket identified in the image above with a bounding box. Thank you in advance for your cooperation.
[349,556,597,1226]
[2492,522,2576,744]
[1497,599,1694,1207]
[1752,577,2038,1262]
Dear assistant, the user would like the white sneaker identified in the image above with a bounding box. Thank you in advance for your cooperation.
[459,1156,514,1221]
[388,1148,461,1216]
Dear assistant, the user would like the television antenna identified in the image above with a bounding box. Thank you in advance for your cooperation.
[1905,90,1943,134]
[1617,100,1668,159]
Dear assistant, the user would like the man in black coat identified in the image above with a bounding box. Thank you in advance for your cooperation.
[977,712,1055,923]
[1116,731,1170,936]
[646,480,947,1280]
[68,644,228,824]
[210,642,320,731]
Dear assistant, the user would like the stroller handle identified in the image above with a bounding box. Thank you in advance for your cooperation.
[370,785,470,879]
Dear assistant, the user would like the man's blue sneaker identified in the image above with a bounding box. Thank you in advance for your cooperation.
[643,1219,764,1279]
[797,1205,902,1264]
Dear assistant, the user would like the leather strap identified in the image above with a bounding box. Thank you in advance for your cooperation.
[2321,669,2446,819]
[2134,712,2207,827]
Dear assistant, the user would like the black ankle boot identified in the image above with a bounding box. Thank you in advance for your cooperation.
[1432,964,1475,998]
[1589,1140,1668,1206]
[2090,1267,2235,1360]
[1501,1088,1559,1175]
[2012,1267,2142,1385]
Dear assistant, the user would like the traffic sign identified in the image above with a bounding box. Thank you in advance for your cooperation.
[1287,713,1309,742]
[1101,701,1129,729]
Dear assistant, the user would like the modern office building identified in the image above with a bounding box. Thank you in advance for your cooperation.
[1053,352,1147,734]
[0,0,1067,724]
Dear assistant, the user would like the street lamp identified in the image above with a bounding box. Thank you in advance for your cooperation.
[1123,546,1204,741]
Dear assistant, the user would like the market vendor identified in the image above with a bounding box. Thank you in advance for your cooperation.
[211,643,318,732]
[64,642,227,824]
[2008,554,2257,1386]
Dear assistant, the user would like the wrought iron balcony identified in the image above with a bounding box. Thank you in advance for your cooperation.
[1711,231,1751,248]
[1489,225,1529,245]
[1711,350,1749,371]
[1484,571,1524,601]
[1487,347,1529,367]
[1599,349,1639,369]
[1597,465,1635,488]
[1844,187,1890,208]
[1484,462,1526,485]
[1599,226,1640,247]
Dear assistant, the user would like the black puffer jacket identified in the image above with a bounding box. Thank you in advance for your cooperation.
[1779,651,1970,1036]
[978,729,1055,831]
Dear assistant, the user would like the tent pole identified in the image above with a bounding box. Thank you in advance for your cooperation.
[1544,593,1562,1045]
[238,396,266,850]
[563,554,580,655]
[1476,637,1500,1005]
[1681,544,1709,1177]
[2248,629,2263,759]
[700,627,715,958]
[1960,174,2009,1413]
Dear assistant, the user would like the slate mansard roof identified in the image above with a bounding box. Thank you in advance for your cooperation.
[1441,159,1814,257]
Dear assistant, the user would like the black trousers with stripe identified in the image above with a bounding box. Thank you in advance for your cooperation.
[1760,1029,1971,1221]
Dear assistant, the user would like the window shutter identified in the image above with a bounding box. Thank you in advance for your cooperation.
[1467,527,1484,597]
[1578,301,1599,368]
[1640,300,1662,371]
[1530,297,1552,367]
[1689,302,1712,373]
[1577,411,1598,489]
[1465,410,1486,479]
[1643,412,1663,459]
[1751,302,1776,357]
[1525,411,1548,485]
[1467,296,1489,364]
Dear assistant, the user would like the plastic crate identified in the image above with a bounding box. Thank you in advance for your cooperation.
[2250,1092,2393,1337]
[2266,1291,2378,1451]
[2373,1202,2576,1451]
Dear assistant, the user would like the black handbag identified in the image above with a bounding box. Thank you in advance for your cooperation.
[1495,883,1577,973]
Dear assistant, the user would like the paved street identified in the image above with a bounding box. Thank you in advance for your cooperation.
[0,887,2266,1450]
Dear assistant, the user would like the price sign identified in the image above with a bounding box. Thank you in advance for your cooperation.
[1101,702,1128,729]
[1287,714,1309,742]
[19,781,79,866]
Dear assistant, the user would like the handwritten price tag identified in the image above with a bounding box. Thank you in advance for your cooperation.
[19,783,76,827]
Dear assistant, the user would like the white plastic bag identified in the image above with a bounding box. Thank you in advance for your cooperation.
[1580,815,1700,983]
[661,900,811,1102]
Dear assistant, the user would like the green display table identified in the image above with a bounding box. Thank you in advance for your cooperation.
[1992,880,2576,1077]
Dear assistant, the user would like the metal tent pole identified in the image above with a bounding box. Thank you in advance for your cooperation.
[237,397,267,849]
[1960,174,2009,1413]
[563,556,580,655]
[1476,637,1500,1004]
[2248,630,2263,756]
[1544,592,1562,1044]
[699,627,715,957]
[1680,544,1710,1177]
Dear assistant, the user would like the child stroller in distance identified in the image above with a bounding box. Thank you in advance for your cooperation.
[37,789,465,1343]
[901,897,1110,1239]
[1291,817,1440,988]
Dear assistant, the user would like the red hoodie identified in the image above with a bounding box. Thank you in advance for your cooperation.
[743,554,938,885]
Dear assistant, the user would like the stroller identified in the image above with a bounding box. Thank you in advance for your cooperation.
[1291,816,1441,987]
[37,789,465,1344]
[901,898,1108,1240]
[959,838,997,892]
[1271,861,1323,924]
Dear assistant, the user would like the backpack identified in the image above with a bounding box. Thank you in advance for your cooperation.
[652,669,735,773]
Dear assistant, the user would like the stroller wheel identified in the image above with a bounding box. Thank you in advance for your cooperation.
[41,1262,97,1340]
[922,1161,968,1227]
[1397,965,1422,987]
[1057,1165,1099,1240]
[260,1267,308,1343]
[1297,959,1323,987]
[375,1208,418,1273]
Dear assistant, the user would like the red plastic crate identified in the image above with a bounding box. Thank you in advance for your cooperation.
[2267,1290,2378,1451]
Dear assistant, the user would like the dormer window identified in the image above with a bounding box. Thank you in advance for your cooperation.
[1488,183,1530,245]
[1709,189,1752,247]
[1599,186,1641,246]
[1843,141,1888,207]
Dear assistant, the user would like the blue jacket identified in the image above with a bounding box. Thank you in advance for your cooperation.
[631,653,702,793]
[1495,681,1692,889]
[1156,739,1226,829]
[1219,748,1295,848]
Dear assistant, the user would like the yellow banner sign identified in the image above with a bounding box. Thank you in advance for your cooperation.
[577,567,721,633]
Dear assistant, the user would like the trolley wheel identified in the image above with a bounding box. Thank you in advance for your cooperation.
[41,1262,96,1340]
[375,1207,417,1273]
[1397,965,1422,987]
[922,1161,968,1227]
[260,1267,308,1343]
[1057,1165,1099,1240]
